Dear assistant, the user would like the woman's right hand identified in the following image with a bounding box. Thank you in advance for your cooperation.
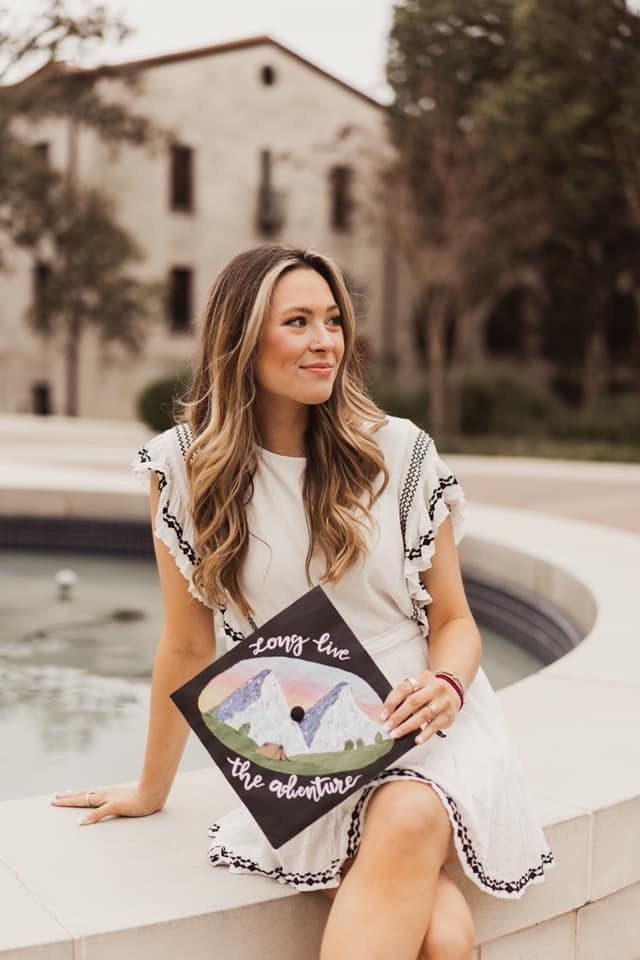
[50,785,164,826]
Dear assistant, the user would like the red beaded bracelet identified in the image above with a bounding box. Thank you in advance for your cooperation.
[435,671,465,710]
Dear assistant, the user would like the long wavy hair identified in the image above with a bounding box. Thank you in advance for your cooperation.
[177,245,389,618]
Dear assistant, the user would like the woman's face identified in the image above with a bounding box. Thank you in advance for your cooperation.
[254,267,345,408]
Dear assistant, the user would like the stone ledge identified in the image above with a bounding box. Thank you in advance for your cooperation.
[1,504,639,957]
[1,414,639,957]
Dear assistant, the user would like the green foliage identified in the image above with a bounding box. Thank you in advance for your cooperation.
[344,739,354,750]
[136,369,192,432]
[26,183,161,346]
[238,722,251,737]
[460,366,559,436]
[0,2,169,414]
[367,379,430,429]
[371,374,640,449]
[387,0,640,408]
[548,392,640,446]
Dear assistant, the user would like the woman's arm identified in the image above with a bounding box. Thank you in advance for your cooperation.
[52,473,216,823]
[420,515,482,692]
[380,515,481,743]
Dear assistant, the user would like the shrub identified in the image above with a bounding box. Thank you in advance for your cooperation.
[136,369,192,431]
[548,392,640,445]
[460,367,560,437]
[367,380,430,428]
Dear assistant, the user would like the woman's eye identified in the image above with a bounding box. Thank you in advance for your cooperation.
[286,316,307,327]
[328,315,343,326]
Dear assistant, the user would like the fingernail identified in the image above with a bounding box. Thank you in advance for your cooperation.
[390,728,401,738]
[78,816,88,825]
[383,722,392,731]
[379,709,388,721]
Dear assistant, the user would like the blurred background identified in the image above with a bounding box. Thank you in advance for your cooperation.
[1,0,639,460]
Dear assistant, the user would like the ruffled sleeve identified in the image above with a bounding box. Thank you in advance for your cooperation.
[131,423,213,608]
[399,424,467,634]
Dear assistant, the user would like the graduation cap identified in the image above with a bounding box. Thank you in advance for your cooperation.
[171,586,427,848]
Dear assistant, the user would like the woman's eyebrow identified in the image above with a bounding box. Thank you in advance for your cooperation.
[282,304,341,315]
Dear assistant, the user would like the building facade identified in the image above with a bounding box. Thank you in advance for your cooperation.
[0,36,416,421]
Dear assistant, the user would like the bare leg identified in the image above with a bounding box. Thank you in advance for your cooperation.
[321,868,474,960]
[420,870,475,960]
[319,781,452,960]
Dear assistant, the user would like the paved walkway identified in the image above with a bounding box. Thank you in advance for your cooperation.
[1,414,638,533]
[448,454,640,535]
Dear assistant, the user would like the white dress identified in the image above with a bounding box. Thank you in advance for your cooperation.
[132,416,554,899]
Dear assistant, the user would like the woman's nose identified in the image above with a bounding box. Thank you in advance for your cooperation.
[310,323,333,349]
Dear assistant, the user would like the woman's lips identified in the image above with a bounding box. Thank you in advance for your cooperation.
[300,364,334,375]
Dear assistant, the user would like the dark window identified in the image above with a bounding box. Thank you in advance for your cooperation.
[256,149,284,234]
[32,381,52,415]
[168,268,193,333]
[170,145,194,211]
[33,141,49,163]
[261,65,275,86]
[33,260,52,326]
[329,165,353,231]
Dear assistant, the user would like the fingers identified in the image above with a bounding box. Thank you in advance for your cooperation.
[50,789,109,823]
[79,801,115,826]
[380,674,459,743]
[380,674,438,732]
[51,790,99,808]
[385,699,443,741]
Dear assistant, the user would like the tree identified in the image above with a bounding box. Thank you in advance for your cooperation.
[0,0,165,415]
[386,0,542,433]
[481,0,640,408]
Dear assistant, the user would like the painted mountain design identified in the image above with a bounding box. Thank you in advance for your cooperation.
[207,669,387,756]
[300,681,385,752]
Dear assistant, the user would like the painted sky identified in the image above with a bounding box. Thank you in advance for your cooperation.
[198,655,384,721]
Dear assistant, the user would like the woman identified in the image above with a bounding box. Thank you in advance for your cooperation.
[52,245,553,959]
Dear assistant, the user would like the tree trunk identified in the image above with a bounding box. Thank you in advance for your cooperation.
[64,313,81,417]
[581,321,607,410]
[427,288,448,435]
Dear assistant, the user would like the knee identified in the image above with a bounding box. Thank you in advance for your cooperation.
[422,907,475,960]
[365,783,450,855]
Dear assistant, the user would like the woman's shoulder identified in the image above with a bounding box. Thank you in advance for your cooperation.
[134,421,194,465]
[367,415,429,469]
[131,421,195,493]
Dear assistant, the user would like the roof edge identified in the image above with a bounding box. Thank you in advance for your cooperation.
[56,34,386,111]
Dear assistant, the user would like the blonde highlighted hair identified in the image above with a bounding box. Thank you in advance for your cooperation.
[177,245,388,618]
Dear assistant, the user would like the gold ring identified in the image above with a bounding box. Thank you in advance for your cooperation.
[406,676,421,692]
[86,791,96,808]
[427,701,437,720]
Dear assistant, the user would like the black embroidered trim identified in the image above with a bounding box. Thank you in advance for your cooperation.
[135,445,199,567]
[208,823,343,887]
[219,606,246,644]
[404,474,460,562]
[208,766,554,895]
[218,607,259,643]
[399,429,432,541]
[175,421,194,459]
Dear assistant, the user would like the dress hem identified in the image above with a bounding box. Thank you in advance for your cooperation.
[207,767,555,900]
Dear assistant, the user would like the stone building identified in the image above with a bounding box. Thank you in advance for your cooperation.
[0,35,415,420]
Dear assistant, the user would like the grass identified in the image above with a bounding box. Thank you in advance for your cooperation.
[438,434,640,463]
[203,713,393,775]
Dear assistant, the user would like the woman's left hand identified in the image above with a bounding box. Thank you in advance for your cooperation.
[379,671,460,744]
